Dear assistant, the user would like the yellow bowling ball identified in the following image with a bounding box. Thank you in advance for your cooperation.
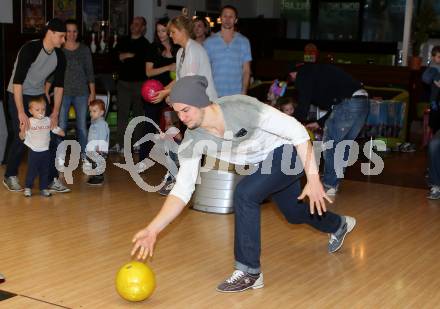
[115,261,156,302]
[169,71,176,80]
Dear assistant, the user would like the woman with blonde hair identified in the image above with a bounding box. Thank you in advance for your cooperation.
[151,15,217,103]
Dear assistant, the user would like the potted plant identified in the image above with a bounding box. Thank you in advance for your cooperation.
[411,0,438,69]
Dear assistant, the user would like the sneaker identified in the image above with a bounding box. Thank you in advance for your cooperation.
[48,178,71,193]
[40,189,52,197]
[3,176,23,192]
[216,270,264,293]
[325,186,338,196]
[110,143,121,153]
[158,178,175,196]
[427,186,440,200]
[399,142,416,153]
[328,216,356,253]
[136,161,149,174]
[110,143,124,154]
[24,188,32,197]
[0,273,5,283]
[87,175,104,186]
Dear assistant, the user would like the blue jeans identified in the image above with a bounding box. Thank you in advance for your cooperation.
[322,97,369,188]
[234,145,342,274]
[59,95,89,155]
[428,130,440,186]
[5,93,58,182]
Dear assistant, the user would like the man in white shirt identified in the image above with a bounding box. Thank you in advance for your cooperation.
[131,76,356,293]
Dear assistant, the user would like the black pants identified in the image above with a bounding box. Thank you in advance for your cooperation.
[25,149,50,190]
[116,80,145,147]
[139,101,164,162]
[5,93,58,182]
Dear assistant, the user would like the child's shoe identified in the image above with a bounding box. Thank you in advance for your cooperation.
[24,188,32,197]
[87,175,104,186]
[40,189,52,197]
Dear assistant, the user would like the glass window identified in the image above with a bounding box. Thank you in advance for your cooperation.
[316,2,360,41]
[281,0,311,39]
[433,1,440,32]
[362,0,406,42]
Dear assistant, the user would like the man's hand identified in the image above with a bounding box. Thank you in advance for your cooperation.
[298,177,332,216]
[49,112,59,130]
[19,122,26,140]
[18,111,30,131]
[434,80,440,88]
[131,228,158,260]
[305,122,320,131]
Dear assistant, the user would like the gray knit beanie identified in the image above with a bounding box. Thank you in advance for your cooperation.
[169,75,211,108]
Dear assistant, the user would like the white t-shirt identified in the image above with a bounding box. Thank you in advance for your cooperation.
[24,117,60,152]
[176,39,218,101]
[169,95,310,204]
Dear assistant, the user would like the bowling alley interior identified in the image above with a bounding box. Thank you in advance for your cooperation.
[1,0,440,308]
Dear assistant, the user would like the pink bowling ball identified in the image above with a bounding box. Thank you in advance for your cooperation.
[141,79,164,103]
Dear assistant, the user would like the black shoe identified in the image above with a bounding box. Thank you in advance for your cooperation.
[87,175,104,186]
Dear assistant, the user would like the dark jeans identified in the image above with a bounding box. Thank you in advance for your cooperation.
[25,150,50,190]
[428,130,440,186]
[139,101,164,162]
[86,151,107,178]
[322,97,369,188]
[5,93,58,182]
[59,95,89,155]
[234,145,342,274]
[116,80,145,147]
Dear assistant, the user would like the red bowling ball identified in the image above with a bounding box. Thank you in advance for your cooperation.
[141,79,164,103]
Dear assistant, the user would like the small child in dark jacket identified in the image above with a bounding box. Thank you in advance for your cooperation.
[84,99,109,186]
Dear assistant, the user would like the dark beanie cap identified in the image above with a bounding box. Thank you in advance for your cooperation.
[169,75,211,108]
[46,18,66,32]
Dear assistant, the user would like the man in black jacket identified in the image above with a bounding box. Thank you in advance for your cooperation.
[3,18,70,193]
[113,16,151,154]
[291,63,369,195]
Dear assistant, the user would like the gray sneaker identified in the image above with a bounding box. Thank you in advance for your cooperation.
[110,143,124,154]
[216,270,264,293]
[40,189,52,197]
[158,177,175,196]
[24,188,32,197]
[328,216,356,253]
[3,176,23,192]
[48,178,71,193]
[427,186,440,200]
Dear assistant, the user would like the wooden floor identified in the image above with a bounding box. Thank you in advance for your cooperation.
[1,159,440,308]
[345,149,428,189]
